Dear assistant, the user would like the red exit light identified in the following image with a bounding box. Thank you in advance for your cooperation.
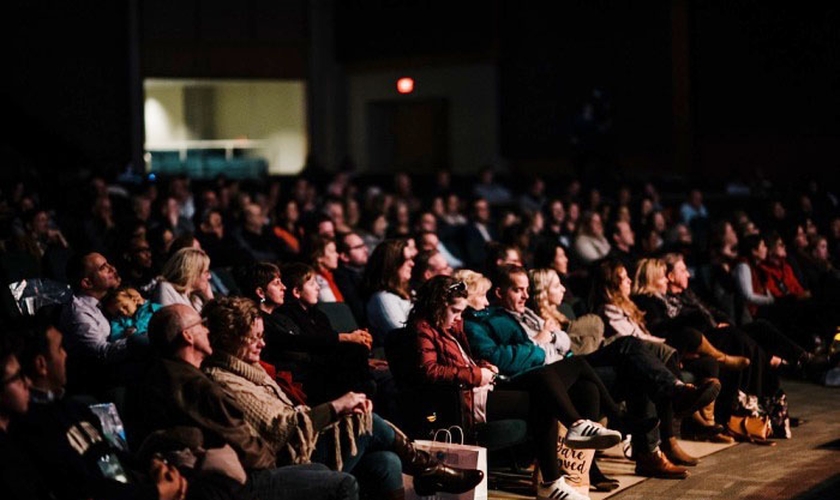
[397,77,415,94]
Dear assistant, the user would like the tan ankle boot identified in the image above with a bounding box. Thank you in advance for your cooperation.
[697,335,751,370]
[661,437,699,466]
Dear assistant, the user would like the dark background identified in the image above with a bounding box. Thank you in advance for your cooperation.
[2,1,838,191]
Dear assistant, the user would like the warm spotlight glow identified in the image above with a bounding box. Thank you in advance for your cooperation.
[397,77,415,94]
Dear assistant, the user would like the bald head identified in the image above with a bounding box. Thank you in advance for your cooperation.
[148,304,203,358]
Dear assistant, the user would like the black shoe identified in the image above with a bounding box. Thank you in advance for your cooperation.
[390,423,485,496]
[590,460,620,492]
[672,379,721,418]
[413,465,485,496]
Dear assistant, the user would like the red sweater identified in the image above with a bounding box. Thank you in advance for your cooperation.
[759,258,806,298]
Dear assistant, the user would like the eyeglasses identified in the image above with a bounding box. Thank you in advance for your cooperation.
[2,368,26,386]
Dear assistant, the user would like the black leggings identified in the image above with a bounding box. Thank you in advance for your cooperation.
[490,356,620,482]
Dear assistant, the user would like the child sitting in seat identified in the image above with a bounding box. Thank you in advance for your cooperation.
[101,286,162,341]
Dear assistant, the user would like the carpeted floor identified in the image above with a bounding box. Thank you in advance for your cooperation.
[486,377,839,500]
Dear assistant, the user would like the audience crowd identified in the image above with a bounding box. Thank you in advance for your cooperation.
[0,167,838,500]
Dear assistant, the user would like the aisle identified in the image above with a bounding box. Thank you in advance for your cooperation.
[487,378,839,500]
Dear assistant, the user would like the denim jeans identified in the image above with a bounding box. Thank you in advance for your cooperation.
[584,336,683,453]
[245,463,359,500]
[311,413,403,497]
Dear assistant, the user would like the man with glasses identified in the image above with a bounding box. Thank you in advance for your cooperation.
[334,231,370,327]
[1,334,52,499]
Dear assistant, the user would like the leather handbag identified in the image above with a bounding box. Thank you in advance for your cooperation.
[726,415,775,446]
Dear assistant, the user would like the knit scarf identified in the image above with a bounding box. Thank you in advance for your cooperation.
[205,353,372,471]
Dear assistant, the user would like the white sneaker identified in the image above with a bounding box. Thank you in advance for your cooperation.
[537,475,590,500]
[565,419,622,450]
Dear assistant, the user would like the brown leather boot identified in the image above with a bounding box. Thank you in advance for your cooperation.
[634,449,689,479]
[697,335,750,370]
[390,425,484,496]
[661,437,699,466]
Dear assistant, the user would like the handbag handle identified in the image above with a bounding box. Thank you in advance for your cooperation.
[432,428,453,444]
[447,425,465,445]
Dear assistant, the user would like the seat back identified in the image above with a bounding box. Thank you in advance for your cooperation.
[316,301,360,333]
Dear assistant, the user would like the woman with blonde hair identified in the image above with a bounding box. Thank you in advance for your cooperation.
[152,247,214,312]
[528,268,571,329]
[452,268,492,311]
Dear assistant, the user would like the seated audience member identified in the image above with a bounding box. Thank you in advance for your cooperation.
[81,194,119,257]
[759,232,811,301]
[679,189,708,227]
[195,207,251,269]
[410,249,453,291]
[201,296,484,499]
[334,231,370,327]
[15,309,234,500]
[415,226,464,270]
[483,241,525,278]
[301,212,337,241]
[234,203,288,264]
[358,210,389,254]
[590,259,722,472]
[441,191,468,228]
[310,235,344,303]
[533,238,587,315]
[526,268,604,367]
[453,268,492,312]
[10,208,70,277]
[541,198,571,249]
[472,166,512,206]
[363,238,415,350]
[151,195,195,240]
[274,262,374,404]
[706,220,744,321]
[116,235,159,297]
[271,199,302,259]
[572,211,611,266]
[799,235,840,333]
[60,252,148,394]
[607,219,638,277]
[168,232,234,298]
[0,335,53,500]
[152,248,214,312]
[102,285,162,341]
[128,304,361,500]
[412,276,621,500]
[463,197,496,271]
